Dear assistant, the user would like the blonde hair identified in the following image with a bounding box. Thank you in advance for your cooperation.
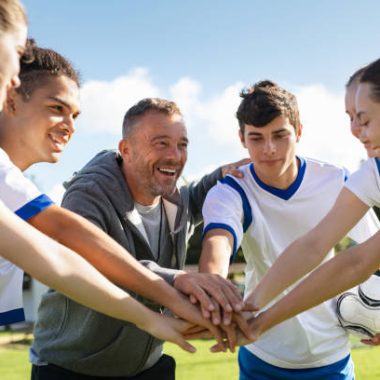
[0,0,27,34]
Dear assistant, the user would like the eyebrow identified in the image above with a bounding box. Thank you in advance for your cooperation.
[48,96,81,116]
[151,135,189,143]
[247,128,289,136]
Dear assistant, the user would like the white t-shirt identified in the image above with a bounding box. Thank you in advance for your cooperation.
[0,148,53,325]
[345,158,380,207]
[203,157,379,368]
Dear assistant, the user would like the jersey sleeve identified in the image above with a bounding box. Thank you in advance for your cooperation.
[202,179,245,258]
[0,156,53,220]
[345,158,380,208]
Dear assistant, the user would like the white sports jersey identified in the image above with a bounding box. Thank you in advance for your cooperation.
[0,148,53,325]
[345,158,380,207]
[203,157,379,368]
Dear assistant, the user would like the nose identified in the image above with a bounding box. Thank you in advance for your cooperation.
[263,139,276,155]
[350,117,361,139]
[64,115,76,135]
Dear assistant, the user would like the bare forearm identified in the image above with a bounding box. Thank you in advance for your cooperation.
[258,237,379,335]
[30,206,183,309]
[0,209,159,328]
[199,230,233,277]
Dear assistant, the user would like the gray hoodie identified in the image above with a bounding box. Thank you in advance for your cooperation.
[30,150,222,377]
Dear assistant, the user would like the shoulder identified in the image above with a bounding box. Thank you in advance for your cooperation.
[303,156,349,180]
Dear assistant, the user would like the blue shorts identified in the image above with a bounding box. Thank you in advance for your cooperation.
[238,347,355,380]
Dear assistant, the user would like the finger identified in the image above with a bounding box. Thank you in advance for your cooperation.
[190,286,215,313]
[200,303,211,319]
[175,337,197,353]
[233,313,254,340]
[210,341,228,353]
[227,168,243,178]
[204,284,233,313]
[184,330,213,340]
[185,325,208,335]
[189,294,197,304]
[223,309,233,326]
[212,278,244,312]
[208,324,226,352]
[211,299,221,325]
[221,323,237,352]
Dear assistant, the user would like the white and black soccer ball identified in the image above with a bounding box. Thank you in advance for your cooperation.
[336,274,380,338]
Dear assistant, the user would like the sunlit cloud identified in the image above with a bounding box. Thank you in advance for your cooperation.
[76,69,367,184]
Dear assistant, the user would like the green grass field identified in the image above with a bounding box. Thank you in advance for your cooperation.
[1,339,380,380]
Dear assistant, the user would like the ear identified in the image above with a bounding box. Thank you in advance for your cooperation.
[296,124,303,142]
[118,138,132,162]
[239,130,247,148]
[4,88,18,115]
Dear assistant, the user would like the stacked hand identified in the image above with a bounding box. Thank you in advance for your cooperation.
[172,272,263,352]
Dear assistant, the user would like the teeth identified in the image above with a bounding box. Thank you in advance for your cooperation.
[49,132,68,145]
[158,168,176,174]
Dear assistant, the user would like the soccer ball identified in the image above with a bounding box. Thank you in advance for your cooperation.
[336,275,380,338]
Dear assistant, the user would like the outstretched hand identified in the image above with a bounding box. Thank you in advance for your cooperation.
[173,271,244,320]
[361,333,380,346]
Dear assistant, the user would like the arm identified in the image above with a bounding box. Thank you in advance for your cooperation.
[199,229,234,277]
[253,230,380,338]
[27,204,222,341]
[0,203,196,352]
[246,188,369,310]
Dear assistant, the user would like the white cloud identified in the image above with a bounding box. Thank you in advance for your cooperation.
[77,70,366,175]
[78,68,160,134]
[295,84,366,171]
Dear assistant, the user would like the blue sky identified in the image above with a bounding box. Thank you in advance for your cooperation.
[21,0,380,199]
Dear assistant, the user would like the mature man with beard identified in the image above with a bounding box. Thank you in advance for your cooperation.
[31,98,249,380]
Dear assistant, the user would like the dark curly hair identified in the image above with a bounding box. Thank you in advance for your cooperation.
[16,39,80,100]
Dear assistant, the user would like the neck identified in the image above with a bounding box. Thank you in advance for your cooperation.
[257,157,299,189]
[122,163,161,206]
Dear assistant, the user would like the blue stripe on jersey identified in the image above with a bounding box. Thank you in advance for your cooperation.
[249,157,306,201]
[0,308,25,326]
[15,194,54,221]
[220,177,252,232]
[238,347,354,380]
[375,158,380,174]
[203,222,238,260]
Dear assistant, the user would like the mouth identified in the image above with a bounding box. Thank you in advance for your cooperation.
[261,159,281,165]
[156,166,177,177]
[48,131,70,152]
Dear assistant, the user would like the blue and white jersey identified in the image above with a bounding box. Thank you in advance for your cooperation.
[203,157,379,369]
[0,148,53,325]
[345,158,380,208]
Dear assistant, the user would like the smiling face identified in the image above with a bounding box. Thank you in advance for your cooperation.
[240,115,301,188]
[119,111,188,205]
[356,82,380,158]
[3,74,80,170]
[0,24,27,110]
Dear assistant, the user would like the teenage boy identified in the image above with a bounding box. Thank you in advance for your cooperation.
[0,43,241,343]
[199,80,379,379]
